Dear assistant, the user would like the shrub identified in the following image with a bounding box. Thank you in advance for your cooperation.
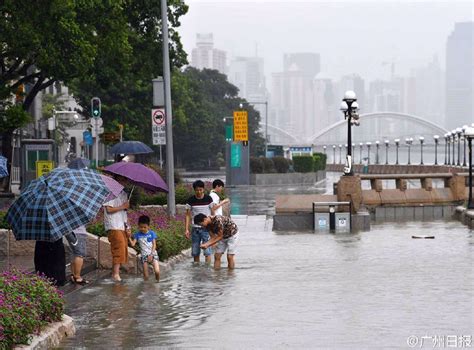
[313,152,327,171]
[261,157,275,173]
[293,156,314,172]
[250,157,264,173]
[272,156,290,173]
[0,269,65,349]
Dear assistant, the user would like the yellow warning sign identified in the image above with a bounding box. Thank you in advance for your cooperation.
[36,160,54,178]
[233,111,248,142]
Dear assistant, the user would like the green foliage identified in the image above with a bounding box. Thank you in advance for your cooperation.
[272,156,290,173]
[156,220,190,261]
[293,156,314,173]
[313,152,327,171]
[0,105,31,132]
[0,210,9,229]
[250,157,264,174]
[262,157,275,173]
[0,269,64,348]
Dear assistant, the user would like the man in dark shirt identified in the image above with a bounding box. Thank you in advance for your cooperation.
[185,180,214,263]
[194,213,239,269]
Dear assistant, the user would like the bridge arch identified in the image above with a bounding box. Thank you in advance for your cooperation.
[309,112,449,144]
[258,122,299,144]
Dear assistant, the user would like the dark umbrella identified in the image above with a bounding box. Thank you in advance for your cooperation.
[104,162,168,193]
[6,168,110,241]
[109,141,153,155]
[67,157,91,169]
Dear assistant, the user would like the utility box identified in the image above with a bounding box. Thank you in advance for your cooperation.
[314,212,330,231]
[335,212,351,232]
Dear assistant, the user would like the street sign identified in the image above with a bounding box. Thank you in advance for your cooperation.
[233,111,248,141]
[225,125,233,141]
[83,131,93,146]
[231,143,241,167]
[152,108,166,145]
[36,160,54,178]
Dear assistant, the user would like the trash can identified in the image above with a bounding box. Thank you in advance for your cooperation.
[314,212,330,231]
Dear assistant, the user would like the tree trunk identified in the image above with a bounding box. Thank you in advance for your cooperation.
[1,130,14,191]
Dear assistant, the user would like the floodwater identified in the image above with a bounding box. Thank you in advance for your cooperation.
[60,217,473,349]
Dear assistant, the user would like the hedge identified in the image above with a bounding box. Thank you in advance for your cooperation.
[292,156,314,173]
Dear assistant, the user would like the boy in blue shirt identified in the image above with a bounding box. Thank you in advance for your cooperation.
[128,215,160,281]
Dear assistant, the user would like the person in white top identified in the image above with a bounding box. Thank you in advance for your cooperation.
[104,186,129,282]
[210,179,230,216]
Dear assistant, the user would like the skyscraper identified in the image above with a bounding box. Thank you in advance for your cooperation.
[190,33,227,74]
[445,22,474,129]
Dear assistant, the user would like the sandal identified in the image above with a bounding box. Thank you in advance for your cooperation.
[71,276,90,285]
[70,274,76,283]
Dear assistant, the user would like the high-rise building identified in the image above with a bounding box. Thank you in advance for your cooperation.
[283,53,320,78]
[228,56,266,100]
[445,22,474,129]
[190,33,227,74]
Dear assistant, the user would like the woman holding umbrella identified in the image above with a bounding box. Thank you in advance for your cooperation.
[103,175,130,282]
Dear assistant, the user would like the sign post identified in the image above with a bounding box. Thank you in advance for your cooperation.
[152,108,166,168]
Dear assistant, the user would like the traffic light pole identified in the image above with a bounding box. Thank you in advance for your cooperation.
[95,118,99,168]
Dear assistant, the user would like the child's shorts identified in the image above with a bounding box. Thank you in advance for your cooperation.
[140,252,159,264]
[215,233,238,255]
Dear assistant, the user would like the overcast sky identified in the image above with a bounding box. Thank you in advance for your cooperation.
[179,0,473,83]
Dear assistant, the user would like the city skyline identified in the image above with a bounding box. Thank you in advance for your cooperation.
[180,1,471,83]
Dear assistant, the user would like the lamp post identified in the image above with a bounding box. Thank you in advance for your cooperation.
[340,91,360,175]
[359,143,363,164]
[339,144,343,164]
[384,140,389,165]
[395,139,400,165]
[366,142,372,165]
[332,145,336,164]
[451,129,456,166]
[352,143,355,160]
[447,132,451,165]
[405,137,413,165]
[464,126,474,209]
[248,101,268,156]
[444,133,448,165]
[462,125,468,167]
[456,127,462,166]
[419,136,424,165]
[433,135,439,165]
[375,141,380,164]
[323,145,327,155]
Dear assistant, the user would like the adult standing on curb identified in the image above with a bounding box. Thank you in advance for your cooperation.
[104,186,129,282]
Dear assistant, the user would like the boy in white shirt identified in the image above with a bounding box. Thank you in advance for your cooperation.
[210,179,230,216]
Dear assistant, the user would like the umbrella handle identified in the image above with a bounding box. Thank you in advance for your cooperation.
[128,185,135,200]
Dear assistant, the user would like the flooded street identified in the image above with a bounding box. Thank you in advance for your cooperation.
[61,216,473,349]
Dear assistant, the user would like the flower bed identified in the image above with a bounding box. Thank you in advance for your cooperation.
[0,269,64,349]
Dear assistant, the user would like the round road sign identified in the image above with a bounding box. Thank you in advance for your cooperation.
[152,109,165,125]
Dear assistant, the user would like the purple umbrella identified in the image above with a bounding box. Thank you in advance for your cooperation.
[103,162,168,193]
[100,174,124,201]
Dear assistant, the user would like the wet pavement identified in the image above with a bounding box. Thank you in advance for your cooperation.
[59,216,473,349]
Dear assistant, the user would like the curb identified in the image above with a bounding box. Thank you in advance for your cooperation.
[14,314,75,350]
[454,206,474,229]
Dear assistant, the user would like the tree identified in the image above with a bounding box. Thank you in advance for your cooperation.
[172,67,265,169]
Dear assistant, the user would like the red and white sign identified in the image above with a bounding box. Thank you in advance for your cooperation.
[151,108,166,145]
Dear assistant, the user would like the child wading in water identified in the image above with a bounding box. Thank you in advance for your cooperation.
[128,215,160,281]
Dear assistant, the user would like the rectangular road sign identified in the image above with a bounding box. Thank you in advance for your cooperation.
[36,160,54,178]
[152,108,166,145]
[233,111,248,142]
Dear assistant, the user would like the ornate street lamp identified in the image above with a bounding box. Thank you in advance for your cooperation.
[433,135,439,165]
[323,145,327,155]
[359,142,363,164]
[447,132,451,165]
[456,127,462,166]
[332,145,336,163]
[339,144,343,164]
[395,139,400,165]
[444,133,448,165]
[465,126,474,209]
[462,125,468,167]
[451,129,456,165]
[375,141,380,164]
[352,143,356,161]
[406,137,413,165]
[366,142,372,165]
[419,136,424,165]
[340,91,360,175]
[384,140,389,165]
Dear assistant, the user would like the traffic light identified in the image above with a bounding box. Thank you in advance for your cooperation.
[91,97,101,118]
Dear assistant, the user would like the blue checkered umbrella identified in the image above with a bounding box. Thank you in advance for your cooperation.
[6,168,110,241]
[0,155,8,178]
